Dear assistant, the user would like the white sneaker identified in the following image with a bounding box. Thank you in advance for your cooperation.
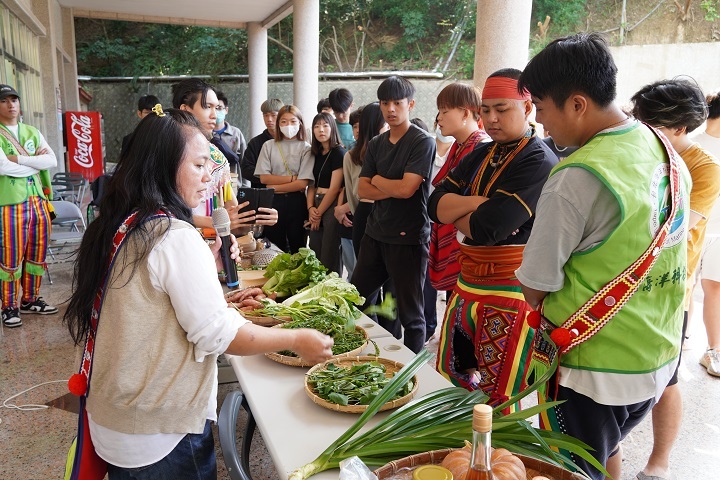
[699,348,720,377]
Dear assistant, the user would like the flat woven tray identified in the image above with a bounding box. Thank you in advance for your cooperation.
[265,325,369,367]
[373,448,585,480]
[304,356,419,413]
[240,314,292,327]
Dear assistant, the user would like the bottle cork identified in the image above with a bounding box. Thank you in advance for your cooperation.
[472,404,493,433]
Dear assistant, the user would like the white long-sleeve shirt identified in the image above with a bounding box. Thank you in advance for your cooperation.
[0,126,56,176]
[89,225,248,468]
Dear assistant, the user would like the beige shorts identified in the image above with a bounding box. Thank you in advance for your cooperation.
[699,236,720,282]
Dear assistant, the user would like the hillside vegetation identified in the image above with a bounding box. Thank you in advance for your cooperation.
[76,0,720,79]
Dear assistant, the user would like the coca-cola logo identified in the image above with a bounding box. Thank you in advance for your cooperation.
[70,113,94,168]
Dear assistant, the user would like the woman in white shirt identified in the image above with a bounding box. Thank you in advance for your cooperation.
[64,108,333,479]
[255,105,314,252]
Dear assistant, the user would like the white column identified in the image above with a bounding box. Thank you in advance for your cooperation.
[292,0,319,122]
[473,0,533,88]
[247,22,268,138]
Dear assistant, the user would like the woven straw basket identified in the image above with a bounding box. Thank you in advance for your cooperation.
[373,448,585,480]
[224,289,290,327]
[265,325,369,367]
[304,356,419,413]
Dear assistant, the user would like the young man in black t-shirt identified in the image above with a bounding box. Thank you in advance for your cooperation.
[350,76,435,353]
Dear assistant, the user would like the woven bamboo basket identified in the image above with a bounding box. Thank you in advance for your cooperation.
[265,325,369,367]
[224,288,290,327]
[304,356,419,413]
[373,448,586,480]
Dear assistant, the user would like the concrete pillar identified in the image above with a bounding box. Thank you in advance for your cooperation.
[32,0,64,171]
[292,0,319,123]
[61,6,80,111]
[473,0,532,88]
[247,22,268,138]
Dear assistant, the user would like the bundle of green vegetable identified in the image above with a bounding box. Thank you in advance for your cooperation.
[262,248,328,297]
[278,313,367,357]
[307,361,413,407]
[252,273,366,324]
[289,339,607,480]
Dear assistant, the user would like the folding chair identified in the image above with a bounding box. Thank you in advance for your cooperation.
[46,201,86,284]
[52,172,88,207]
[218,390,256,480]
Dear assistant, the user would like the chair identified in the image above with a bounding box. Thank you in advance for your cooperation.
[46,201,86,284]
[218,390,255,480]
[52,172,88,207]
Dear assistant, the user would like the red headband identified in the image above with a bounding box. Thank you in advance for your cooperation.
[482,77,530,101]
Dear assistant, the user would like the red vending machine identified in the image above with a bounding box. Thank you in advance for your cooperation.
[64,111,104,182]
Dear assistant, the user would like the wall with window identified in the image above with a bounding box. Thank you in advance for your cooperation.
[0,3,45,133]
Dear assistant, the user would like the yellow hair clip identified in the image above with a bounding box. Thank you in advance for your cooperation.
[152,104,166,117]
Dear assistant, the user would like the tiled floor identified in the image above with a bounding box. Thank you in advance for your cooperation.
[1,258,718,480]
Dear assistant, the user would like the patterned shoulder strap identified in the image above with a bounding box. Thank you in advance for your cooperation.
[0,125,28,155]
[68,211,169,397]
[539,123,682,353]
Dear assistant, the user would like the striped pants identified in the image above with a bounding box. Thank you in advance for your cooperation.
[0,195,52,308]
[436,274,534,407]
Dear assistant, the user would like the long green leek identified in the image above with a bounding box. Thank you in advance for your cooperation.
[290,340,608,479]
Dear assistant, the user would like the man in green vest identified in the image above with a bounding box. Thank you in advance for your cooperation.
[515,34,690,480]
[0,84,58,328]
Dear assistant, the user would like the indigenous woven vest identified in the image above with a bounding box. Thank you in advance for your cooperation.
[542,123,688,374]
[0,123,48,206]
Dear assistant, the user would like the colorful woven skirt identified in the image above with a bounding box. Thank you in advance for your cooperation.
[436,274,535,406]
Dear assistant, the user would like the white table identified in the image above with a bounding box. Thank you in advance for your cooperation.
[225,335,451,479]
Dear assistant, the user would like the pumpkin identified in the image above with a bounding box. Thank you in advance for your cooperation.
[440,444,526,480]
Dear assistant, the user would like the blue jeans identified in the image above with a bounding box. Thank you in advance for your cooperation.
[341,237,356,280]
[107,420,217,480]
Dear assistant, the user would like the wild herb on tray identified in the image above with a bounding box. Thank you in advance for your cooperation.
[307,362,413,406]
[277,313,366,357]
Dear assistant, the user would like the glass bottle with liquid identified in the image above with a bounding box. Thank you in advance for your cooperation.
[466,403,493,480]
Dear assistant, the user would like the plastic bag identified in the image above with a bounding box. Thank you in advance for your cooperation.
[339,456,378,480]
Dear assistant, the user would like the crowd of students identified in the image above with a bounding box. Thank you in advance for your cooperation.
[48,32,720,480]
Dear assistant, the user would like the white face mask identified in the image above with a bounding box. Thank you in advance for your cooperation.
[435,127,455,144]
[280,124,300,139]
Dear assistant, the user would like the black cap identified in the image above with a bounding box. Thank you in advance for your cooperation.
[0,84,20,100]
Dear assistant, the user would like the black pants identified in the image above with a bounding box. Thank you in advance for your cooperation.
[351,235,428,353]
[352,202,373,258]
[264,191,307,253]
[422,266,437,341]
[308,195,342,274]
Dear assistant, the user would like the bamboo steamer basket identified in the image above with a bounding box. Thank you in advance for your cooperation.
[265,325,369,367]
[373,448,586,480]
[304,356,419,413]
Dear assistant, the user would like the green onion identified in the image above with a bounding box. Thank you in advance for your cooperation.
[289,335,608,479]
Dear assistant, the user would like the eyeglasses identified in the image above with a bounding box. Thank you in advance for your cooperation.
[215,106,227,112]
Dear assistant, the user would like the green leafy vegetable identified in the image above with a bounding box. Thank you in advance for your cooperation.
[278,313,367,356]
[282,273,365,326]
[307,361,413,406]
[262,248,328,297]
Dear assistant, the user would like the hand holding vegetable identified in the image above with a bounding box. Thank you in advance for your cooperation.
[291,329,335,364]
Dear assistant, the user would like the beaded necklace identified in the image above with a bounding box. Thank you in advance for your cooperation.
[469,127,534,196]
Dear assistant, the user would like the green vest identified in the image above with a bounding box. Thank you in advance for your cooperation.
[543,123,688,374]
[0,123,49,206]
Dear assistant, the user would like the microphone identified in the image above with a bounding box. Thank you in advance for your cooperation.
[211,208,239,288]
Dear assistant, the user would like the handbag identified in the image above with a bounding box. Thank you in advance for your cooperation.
[65,211,169,480]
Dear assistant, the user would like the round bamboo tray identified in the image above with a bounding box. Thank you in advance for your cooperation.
[373,448,586,480]
[304,356,419,413]
[265,325,369,367]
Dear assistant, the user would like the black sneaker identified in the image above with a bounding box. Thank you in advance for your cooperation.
[2,307,22,328]
[20,297,58,315]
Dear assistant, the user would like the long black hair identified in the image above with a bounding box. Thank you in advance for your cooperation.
[64,108,206,344]
[350,102,386,167]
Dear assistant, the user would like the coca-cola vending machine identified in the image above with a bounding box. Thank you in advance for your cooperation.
[64,111,104,182]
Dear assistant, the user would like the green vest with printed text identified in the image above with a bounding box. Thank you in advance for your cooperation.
[542,123,688,374]
[0,123,49,206]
